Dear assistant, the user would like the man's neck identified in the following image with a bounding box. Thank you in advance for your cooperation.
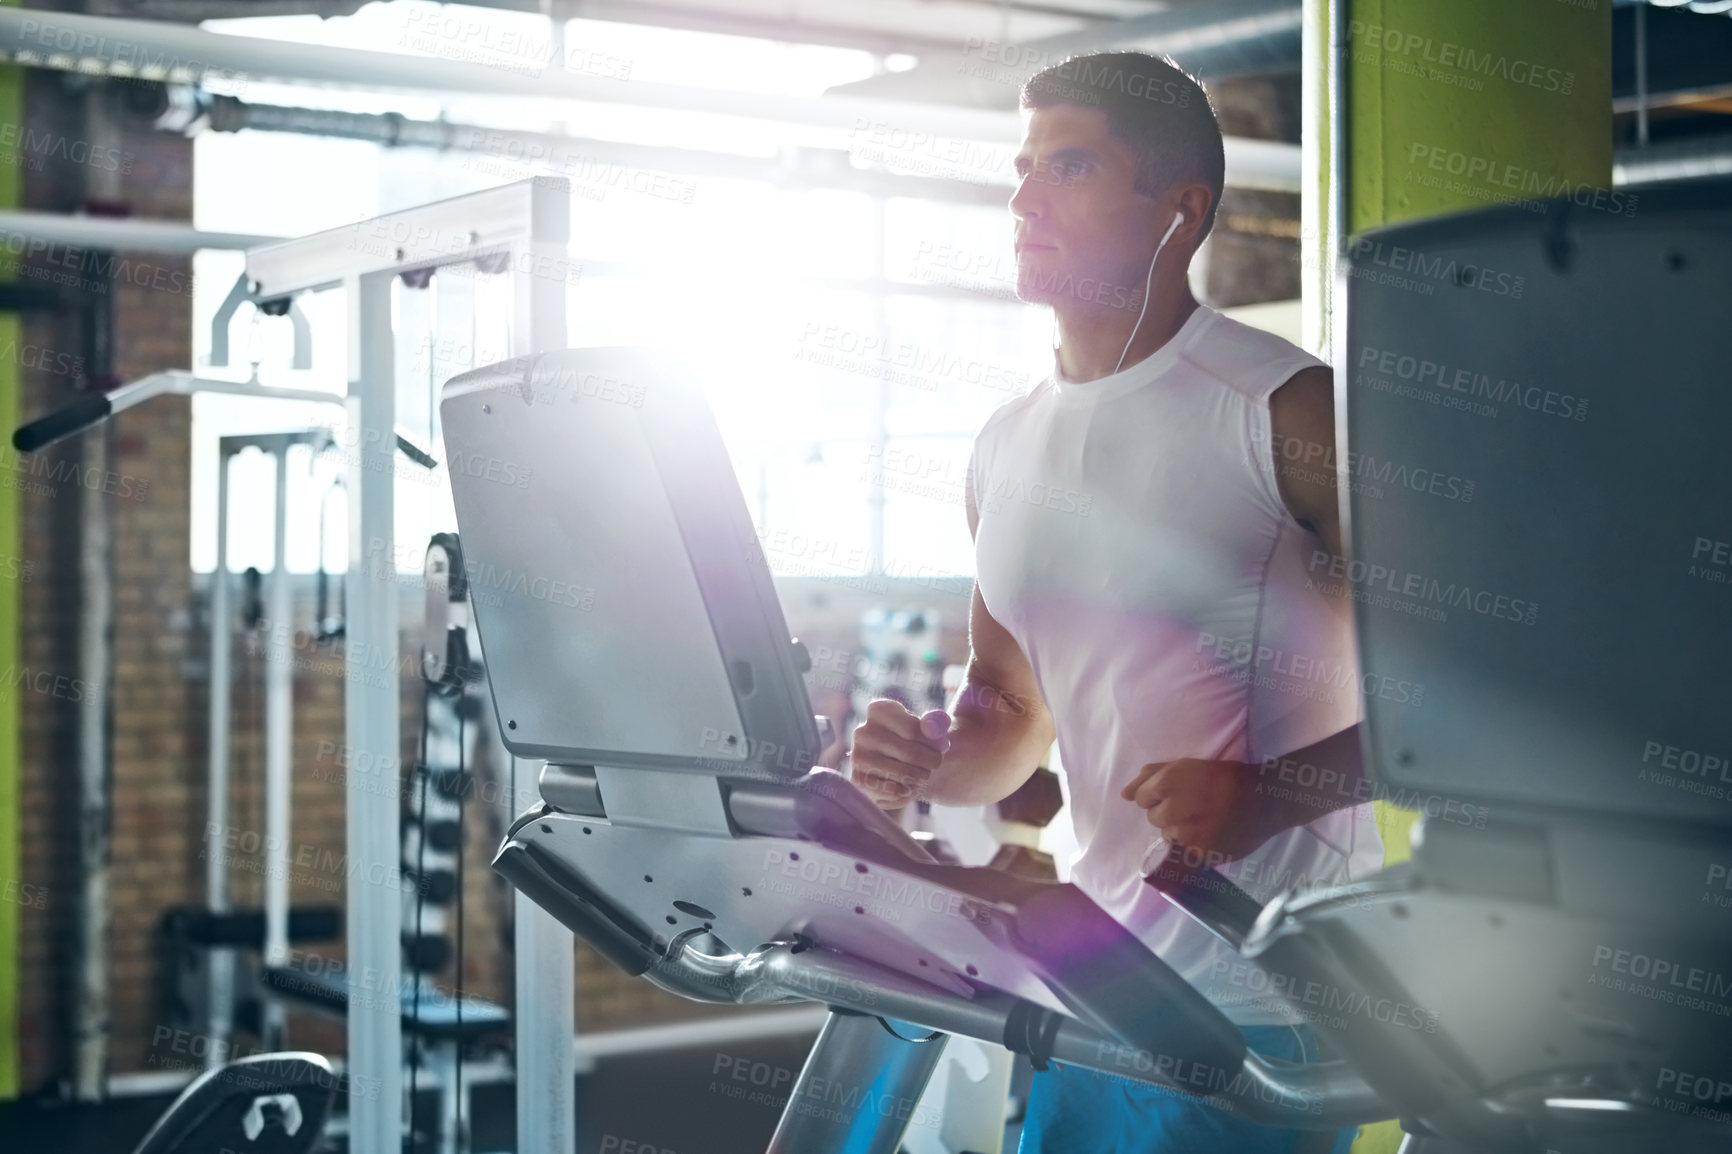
[1054,284,1201,384]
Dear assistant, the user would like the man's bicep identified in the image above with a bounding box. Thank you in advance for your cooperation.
[967,581,1053,740]
[1269,365,1346,561]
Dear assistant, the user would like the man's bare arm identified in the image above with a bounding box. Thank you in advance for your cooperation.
[1123,366,1370,858]
[849,461,1057,809]
[1263,364,1365,824]
[1269,364,1346,561]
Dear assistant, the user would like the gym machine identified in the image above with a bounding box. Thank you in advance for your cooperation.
[441,174,1732,1154]
[12,178,574,1152]
[441,347,1383,1152]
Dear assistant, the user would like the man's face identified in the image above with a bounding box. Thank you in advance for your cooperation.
[1009,104,1165,309]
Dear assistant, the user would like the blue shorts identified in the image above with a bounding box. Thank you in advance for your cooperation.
[1017,1024,1360,1154]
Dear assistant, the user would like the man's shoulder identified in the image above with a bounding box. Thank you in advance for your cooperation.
[1182,307,1327,403]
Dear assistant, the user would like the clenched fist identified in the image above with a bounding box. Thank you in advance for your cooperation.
[849,699,951,809]
[1120,757,1273,864]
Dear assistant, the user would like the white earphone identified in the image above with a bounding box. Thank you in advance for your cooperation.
[1113,210,1185,376]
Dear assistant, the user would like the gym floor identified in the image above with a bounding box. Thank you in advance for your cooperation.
[0,1033,819,1154]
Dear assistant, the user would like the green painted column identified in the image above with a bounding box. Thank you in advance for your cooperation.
[1305,2,1612,1150]
[1339,0,1611,860]
[0,0,22,1099]
[1347,0,1611,234]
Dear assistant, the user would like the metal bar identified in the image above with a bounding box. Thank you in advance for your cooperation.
[509,181,575,1154]
[0,210,275,253]
[0,9,1017,143]
[834,0,1304,103]
[1298,0,1325,357]
[1614,133,1732,183]
[767,1012,947,1154]
[261,445,293,1049]
[206,95,1302,200]
[574,1007,828,1064]
[205,451,234,1071]
[73,421,113,1101]
[345,269,402,1154]
[247,178,558,301]
[106,371,343,415]
[1635,1,1650,147]
[648,935,1391,1129]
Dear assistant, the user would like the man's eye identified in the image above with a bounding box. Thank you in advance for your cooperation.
[1035,160,1086,184]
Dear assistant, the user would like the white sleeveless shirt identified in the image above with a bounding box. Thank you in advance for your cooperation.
[970,304,1384,1025]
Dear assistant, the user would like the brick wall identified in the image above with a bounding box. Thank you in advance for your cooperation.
[1206,74,1306,309]
[11,70,203,1091]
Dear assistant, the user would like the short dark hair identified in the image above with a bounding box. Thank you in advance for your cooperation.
[1021,51,1225,240]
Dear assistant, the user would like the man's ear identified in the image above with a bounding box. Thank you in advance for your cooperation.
[1175,183,1215,242]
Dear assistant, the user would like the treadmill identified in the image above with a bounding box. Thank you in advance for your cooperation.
[439,174,1732,1154]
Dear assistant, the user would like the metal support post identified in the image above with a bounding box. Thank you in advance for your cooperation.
[261,446,294,1048]
[345,269,403,1152]
[767,1012,948,1154]
[508,191,575,1154]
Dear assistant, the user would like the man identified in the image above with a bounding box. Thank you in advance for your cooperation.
[849,52,1381,1153]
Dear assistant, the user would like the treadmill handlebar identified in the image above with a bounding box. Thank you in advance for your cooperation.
[645,932,1388,1129]
[13,392,111,452]
[1144,846,1266,952]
